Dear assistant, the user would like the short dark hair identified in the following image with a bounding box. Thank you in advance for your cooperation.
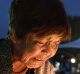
[9,0,71,42]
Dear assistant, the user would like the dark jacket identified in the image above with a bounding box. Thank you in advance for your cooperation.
[0,38,12,74]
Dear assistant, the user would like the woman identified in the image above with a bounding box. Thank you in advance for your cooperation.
[0,0,71,74]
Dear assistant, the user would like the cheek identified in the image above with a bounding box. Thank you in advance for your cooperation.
[29,48,41,56]
[22,47,41,60]
[50,48,58,57]
[50,44,59,57]
[30,45,44,56]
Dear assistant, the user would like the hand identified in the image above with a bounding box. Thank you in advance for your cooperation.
[12,59,27,73]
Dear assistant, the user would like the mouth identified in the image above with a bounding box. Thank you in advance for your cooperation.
[34,58,44,61]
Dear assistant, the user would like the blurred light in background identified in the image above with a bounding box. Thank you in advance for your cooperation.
[70,58,76,64]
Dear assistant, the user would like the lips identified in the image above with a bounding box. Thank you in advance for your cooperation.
[34,58,44,61]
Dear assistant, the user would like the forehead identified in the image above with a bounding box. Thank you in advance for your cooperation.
[26,33,62,43]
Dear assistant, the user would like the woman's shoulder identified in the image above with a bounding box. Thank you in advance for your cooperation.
[0,38,12,74]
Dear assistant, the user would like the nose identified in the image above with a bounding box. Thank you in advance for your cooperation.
[41,48,51,54]
[41,49,48,53]
[41,41,51,51]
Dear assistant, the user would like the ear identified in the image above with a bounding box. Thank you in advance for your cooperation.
[10,33,17,44]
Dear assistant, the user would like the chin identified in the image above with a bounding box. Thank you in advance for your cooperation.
[27,64,41,69]
[26,61,44,69]
[24,57,46,69]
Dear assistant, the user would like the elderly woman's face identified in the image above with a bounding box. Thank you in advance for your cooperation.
[12,34,62,68]
[13,33,62,68]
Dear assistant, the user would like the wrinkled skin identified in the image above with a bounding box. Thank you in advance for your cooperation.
[12,33,62,73]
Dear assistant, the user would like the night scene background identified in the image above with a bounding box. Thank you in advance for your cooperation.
[0,0,80,74]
